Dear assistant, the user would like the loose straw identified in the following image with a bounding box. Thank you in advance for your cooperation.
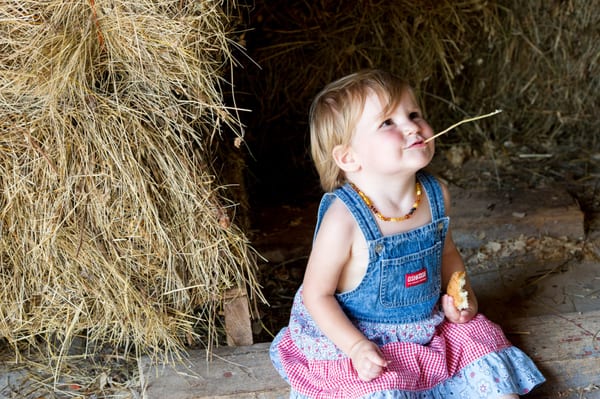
[424,109,503,143]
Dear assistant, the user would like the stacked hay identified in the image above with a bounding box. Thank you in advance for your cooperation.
[450,0,599,151]
[0,0,261,369]
[242,0,599,197]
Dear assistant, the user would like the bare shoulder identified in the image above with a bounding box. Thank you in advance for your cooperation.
[316,196,357,240]
[304,196,359,287]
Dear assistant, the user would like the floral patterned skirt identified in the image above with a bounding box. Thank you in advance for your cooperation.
[270,312,545,398]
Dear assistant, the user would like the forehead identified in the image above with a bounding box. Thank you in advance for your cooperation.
[361,87,418,119]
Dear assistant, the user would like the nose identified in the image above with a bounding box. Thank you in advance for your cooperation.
[400,120,419,135]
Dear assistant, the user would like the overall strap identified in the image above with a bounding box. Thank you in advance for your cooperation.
[314,184,382,243]
[417,170,446,220]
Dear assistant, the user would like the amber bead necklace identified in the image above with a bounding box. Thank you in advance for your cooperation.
[349,181,422,222]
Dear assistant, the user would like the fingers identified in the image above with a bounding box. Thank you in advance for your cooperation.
[358,365,383,381]
[442,294,476,323]
[370,354,390,368]
[350,340,389,381]
[442,294,460,321]
[357,356,387,381]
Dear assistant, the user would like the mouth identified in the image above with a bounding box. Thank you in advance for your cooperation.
[405,138,426,149]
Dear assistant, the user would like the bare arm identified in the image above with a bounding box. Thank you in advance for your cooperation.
[302,199,388,380]
[439,182,478,322]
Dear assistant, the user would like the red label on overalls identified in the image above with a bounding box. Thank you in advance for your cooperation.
[405,269,428,287]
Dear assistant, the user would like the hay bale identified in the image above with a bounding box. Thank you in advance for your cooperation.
[449,0,599,150]
[0,0,261,369]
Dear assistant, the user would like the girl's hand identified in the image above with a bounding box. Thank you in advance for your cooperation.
[442,294,477,324]
[349,339,389,382]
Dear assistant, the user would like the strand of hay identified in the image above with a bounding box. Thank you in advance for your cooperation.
[0,0,262,375]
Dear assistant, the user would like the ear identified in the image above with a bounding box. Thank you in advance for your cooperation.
[332,144,360,172]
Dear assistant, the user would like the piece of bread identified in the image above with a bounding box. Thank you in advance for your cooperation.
[447,271,469,310]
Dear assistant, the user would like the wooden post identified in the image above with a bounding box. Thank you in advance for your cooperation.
[223,288,253,346]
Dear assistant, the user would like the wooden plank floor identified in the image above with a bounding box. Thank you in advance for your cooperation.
[505,311,600,398]
[142,343,288,399]
[144,185,600,398]
[143,310,600,398]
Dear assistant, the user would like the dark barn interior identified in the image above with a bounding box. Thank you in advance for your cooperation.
[233,0,600,345]
[236,0,599,210]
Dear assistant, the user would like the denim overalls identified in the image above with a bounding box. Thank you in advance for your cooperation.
[317,170,449,324]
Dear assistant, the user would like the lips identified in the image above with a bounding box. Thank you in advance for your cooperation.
[406,138,425,149]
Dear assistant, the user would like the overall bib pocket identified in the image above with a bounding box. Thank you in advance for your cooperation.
[380,241,442,308]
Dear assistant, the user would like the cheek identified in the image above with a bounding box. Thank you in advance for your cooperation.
[421,123,434,138]
[426,137,435,152]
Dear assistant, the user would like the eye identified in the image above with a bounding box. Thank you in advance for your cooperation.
[409,111,421,120]
[379,118,394,128]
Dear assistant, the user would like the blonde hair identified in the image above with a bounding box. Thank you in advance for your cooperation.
[309,69,411,192]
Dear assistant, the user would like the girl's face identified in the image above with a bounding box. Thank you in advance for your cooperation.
[349,89,435,177]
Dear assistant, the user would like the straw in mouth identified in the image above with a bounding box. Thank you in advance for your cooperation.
[424,109,503,143]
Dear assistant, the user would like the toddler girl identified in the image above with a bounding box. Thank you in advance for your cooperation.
[270,69,545,398]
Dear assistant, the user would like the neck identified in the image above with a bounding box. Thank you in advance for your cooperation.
[347,174,420,221]
[348,173,416,199]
